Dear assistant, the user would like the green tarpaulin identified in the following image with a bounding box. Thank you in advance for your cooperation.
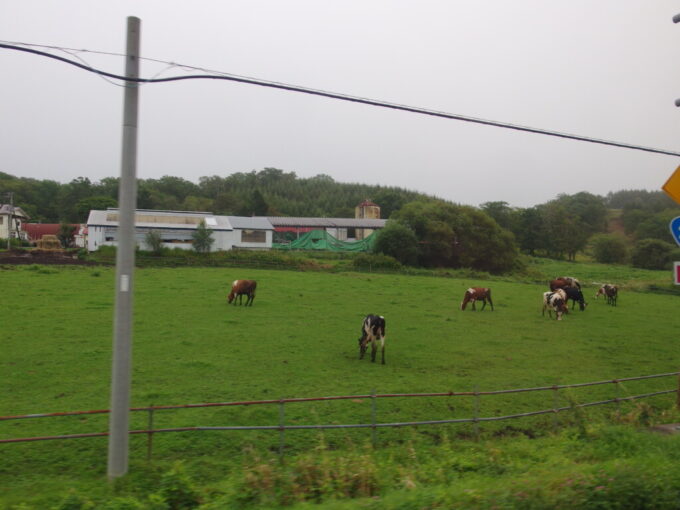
[273,229,377,252]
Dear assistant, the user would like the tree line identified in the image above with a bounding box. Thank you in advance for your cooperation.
[2,168,679,272]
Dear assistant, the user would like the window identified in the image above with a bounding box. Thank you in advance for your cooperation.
[0,216,3,225]
[241,230,266,243]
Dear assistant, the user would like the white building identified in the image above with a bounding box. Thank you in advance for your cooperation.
[86,209,273,252]
[0,204,30,241]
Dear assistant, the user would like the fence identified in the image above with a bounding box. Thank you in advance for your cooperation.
[2,371,679,458]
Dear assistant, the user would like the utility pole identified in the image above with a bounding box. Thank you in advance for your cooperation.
[2,192,13,250]
[107,16,140,480]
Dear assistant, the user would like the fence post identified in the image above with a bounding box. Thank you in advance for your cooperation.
[614,379,621,414]
[147,404,154,462]
[278,397,286,460]
[552,385,559,432]
[473,386,480,440]
[371,388,377,448]
[677,373,680,410]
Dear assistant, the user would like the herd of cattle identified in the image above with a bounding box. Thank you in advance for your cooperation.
[462,277,618,322]
[227,276,619,366]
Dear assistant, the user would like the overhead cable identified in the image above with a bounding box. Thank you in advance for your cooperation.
[1,41,679,158]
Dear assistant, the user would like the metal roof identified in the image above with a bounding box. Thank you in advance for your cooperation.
[0,205,30,219]
[227,216,274,230]
[87,210,233,231]
[266,217,387,228]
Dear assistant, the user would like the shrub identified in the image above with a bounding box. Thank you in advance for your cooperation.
[352,253,402,271]
[372,221,418,266]
[144,230,164,255]
[156,462,201,509]
[589,233,629,264]
[630,238,675,269]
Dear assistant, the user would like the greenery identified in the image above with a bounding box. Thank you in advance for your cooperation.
[630,238,677,270]
[371,221,418,266]
[57,222,76,248]
[144,231,163,255]
[190,221,214,253]
[589,233,628,264]
[1,260,679,507]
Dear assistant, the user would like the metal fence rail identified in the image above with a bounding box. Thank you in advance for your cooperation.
[2,372,679,451]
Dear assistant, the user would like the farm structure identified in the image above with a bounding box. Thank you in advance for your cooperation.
[0,204,30,241]
[22,223,87,248]
[268,216,387,244]
[86,209,274,252]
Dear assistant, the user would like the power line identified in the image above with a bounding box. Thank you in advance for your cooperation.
[2,41,680,158]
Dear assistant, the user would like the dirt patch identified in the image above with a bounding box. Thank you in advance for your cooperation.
[0,249,98,266]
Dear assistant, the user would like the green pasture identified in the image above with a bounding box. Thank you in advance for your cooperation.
[1,263,679,507]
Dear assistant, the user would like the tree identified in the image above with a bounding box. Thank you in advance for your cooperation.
[144,230,163,254]
[589,233,628,264]
[191,220,215,253]
[392,200,519,272]
[630,238,675,270]
[372,221,418,266]
[57,222,76,248]
[75,196,117,221]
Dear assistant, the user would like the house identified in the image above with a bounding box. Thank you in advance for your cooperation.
[86,209,273,252]
[0,204,30,241]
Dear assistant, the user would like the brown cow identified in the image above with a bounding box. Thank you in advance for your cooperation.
[595,284,618,306]
[549,277,581,292]
[461,287,494,311]
[227,279,257,306]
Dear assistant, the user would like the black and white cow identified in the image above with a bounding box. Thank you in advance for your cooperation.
[358,315,386,364]
[563,286,587,311]
[542,289,568,320]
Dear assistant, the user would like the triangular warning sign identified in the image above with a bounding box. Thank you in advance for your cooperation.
[662,165,680,205]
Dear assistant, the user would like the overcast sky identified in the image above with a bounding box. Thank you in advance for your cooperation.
[1,1,680,208]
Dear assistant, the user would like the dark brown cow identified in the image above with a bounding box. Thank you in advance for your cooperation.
[595,284,618,306]
[549,277,581,292]
[227,279,257,306]
[460,287,494,311]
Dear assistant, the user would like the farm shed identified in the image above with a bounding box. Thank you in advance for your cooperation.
[267,216,387,244]
[86,209,273,252]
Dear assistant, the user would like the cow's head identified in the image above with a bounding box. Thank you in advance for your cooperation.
[227,291,235,304]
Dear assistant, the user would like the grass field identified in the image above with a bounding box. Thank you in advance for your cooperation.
[1,261,679,508]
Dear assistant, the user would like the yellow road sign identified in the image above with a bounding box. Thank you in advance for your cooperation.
[662,165,680,204]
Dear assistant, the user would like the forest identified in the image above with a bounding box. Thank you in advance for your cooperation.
[1,168,679,272]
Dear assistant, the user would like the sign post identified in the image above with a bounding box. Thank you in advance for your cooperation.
[675,262,680,286]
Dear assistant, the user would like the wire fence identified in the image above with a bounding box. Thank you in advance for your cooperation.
[2,371,679,459]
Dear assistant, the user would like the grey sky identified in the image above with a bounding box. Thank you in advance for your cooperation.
[1,1,679,208]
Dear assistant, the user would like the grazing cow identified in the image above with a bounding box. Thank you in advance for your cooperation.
[563,286,587,311]
[595,284,618,306]
[460,287,494,311]
[227,279,257,306]
[358,315,386,364]
[550,277,581,292]
[543,289,568,320]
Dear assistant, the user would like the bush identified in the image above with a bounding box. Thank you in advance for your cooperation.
[144,230,164,255]
[352,253,402,271]
[372,221,418,266]
[589,233,629,264]
[630,238,675,270]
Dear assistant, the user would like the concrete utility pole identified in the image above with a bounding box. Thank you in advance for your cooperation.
[107,16,140,480]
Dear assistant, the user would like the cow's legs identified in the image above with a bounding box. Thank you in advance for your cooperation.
[371,341,377,362]
[379,337,385,364]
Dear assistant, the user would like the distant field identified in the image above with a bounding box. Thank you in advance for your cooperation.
[1,262,679,504]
